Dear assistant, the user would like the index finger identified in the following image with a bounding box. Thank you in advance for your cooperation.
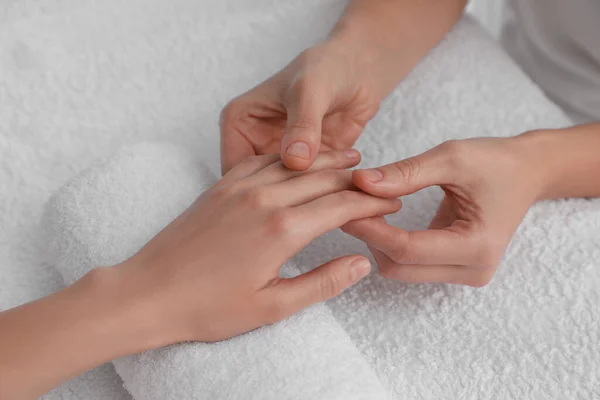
[341,217,480,267]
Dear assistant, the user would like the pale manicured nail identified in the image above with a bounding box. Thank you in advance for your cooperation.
[361,169,383,183]
[344,149,360,159]
[285,141,311,159]
[350,258,371,283]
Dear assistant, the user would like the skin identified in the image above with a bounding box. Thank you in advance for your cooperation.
[220,0,600,287]
[0,150,401,399]
[220,0,469,173]
[3,1,599,397]
[343,125,600,286]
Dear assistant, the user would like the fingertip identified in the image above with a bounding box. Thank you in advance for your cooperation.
[352,169,377,190]
[348,256,371,284]
[343,149,361,167]
[281,154,313,171]
[281,140,314,170]
[352,169,402,198]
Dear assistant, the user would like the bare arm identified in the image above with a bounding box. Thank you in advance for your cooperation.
[221,0,468,171]
[521,123,600,200]
[0,151,400,398]
[329,0,469,99]
[0,270,151,400]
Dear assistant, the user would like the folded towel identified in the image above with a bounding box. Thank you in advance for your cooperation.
[44,142,391,400]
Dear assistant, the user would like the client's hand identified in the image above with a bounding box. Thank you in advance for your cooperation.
[342,137,543,287]
[117,150,401,344]
[219,42,381,174]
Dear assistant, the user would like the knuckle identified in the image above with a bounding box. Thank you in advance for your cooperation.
[219,100,240,127]
[387,236,412,264]
[439,140,468,169]
[378,263,398,280]
[319,271,343,300]
[236,154,263,170]
[288,113,317,132]
[336,190,359,205]
[267,209,295,235]
[211,185,237,201]
[241,187,271,208]
[314,168,350,184]
[392,157,421,184]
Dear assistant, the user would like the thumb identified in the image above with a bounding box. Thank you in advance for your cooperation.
[280,75,329,170]
[269,256,370,320]
[352,143,457,198]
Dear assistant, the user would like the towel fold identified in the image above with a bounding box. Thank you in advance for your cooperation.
[44,142,391,400]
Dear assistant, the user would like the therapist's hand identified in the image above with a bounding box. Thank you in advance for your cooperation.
[220,42,381,174]
[342,137,545,287]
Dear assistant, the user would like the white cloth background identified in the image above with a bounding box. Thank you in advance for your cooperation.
[1,0,598,399]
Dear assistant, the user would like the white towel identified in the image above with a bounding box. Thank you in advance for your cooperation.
[2,0,598,398]
[44,142,391,400]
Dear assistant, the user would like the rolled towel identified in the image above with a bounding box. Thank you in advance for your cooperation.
[44,142,391,400]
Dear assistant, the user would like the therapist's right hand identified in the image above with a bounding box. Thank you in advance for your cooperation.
[219,42,382,174]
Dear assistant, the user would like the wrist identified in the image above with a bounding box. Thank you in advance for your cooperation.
[512,128,589,201]
[317,35,388,101]
[0,266,165,398]
[326,16,413,100]
[511,130,558,202]
[75,264,173,356]
[515,124,600,200]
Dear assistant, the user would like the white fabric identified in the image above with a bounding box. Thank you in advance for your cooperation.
[502,0,600,123]
[44,143,391,400]
[0,0,598,399]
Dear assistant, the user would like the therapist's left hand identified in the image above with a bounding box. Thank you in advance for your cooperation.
[341,136,546,287]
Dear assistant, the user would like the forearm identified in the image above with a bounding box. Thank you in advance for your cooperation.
[328,0,468,98]
[518,123,600,200]
[0,267,160,399]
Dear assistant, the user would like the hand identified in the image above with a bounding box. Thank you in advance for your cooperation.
[342,137,544,287]
[116,150,401,343]
[220,41,381,174]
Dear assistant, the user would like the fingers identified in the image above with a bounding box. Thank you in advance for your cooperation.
[245,149,361,186]
[220,154,281,184]
[370,248,491,287]
[266,169,355,207]
[280,74,330,171]
[290,191,402,246]
[341,217,479,266]
[266,256,371,322]
[352,143,458,198]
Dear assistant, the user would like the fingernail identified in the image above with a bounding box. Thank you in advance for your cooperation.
[361,169,383,183]
[350,258,371,283]
[285,141,311,159]
[344,149,360,159]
